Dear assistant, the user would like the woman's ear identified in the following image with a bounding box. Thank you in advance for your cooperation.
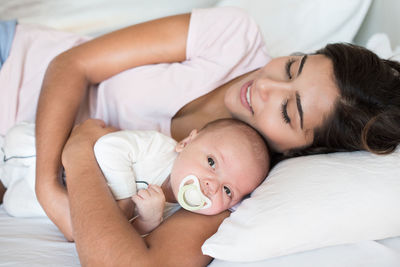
[175,129,198,152]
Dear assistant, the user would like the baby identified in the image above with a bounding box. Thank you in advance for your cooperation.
[0,119,269,235]
[94,118,270,234]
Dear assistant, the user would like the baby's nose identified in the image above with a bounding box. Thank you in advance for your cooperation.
[203,178,219,195]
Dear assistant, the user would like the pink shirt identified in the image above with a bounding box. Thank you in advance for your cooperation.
[0,7,270,136]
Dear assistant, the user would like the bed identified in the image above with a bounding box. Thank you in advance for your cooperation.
[1,206,399,267]
[1,0,400,266]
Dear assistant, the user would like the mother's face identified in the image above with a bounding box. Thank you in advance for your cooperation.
[224,54,339,153]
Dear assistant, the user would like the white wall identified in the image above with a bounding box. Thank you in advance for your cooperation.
[354,0,400,47]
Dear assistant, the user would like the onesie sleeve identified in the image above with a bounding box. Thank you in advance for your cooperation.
[94,131,142,200]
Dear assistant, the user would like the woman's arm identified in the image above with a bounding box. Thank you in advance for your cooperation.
[117,198,136,220]
[63,120,228,266]
[34,13,191,240]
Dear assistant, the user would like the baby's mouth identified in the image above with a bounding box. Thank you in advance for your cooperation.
[178,175,212,211]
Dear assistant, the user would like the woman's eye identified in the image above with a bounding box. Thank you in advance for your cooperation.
[281,99,291,124]
[208,157,216,169]
[285,58,295,80]
[223,186,232,197]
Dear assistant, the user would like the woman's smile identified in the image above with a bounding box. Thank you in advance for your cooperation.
[240,80,254,114]
[225,54,339,153]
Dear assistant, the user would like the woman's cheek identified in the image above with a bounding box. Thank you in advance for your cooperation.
[256,113,279,137]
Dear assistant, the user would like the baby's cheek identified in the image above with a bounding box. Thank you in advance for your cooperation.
[193,208,218,216]
[197,199,226,215]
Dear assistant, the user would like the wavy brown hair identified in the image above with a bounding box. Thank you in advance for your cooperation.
[286,43,400,158]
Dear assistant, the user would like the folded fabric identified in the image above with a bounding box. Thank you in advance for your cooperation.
[0,19,17,68]
[0,122,46,217]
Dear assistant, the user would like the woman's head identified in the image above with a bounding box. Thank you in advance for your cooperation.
[224,43,400,156]
[287,43,400,156]
[224,52,339,153]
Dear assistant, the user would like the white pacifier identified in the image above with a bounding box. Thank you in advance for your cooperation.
[178,175,212,211]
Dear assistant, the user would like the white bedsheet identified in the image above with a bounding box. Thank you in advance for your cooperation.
[209,238,400,267]
[1,205,400,267]
[0,206,79,267]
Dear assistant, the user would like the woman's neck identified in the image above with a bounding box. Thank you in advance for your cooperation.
[171,70,256,141]
[170,84,230,141]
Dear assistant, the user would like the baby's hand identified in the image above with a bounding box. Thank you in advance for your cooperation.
[131,184,165,225]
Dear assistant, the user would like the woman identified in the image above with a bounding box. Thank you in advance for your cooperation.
[1,6,399,266]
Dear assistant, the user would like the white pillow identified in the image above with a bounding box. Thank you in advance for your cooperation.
[202,147,400,262]
[216,0,372,56]
[0,0,218,36]
[1,0,371,56]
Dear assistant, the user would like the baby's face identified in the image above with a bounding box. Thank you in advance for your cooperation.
[170,127,267,215]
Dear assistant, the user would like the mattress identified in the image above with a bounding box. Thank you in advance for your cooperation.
[1,206,400,267]
[0,206,79,267]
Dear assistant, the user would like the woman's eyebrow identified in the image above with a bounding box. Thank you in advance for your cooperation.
[297,55,307,76]
[295,55,307,129]
[296,91,304,129]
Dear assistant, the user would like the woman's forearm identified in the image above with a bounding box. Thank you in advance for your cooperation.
[36,12,190,241]
[65,145,149,266]
[66,155,228,266]
[62,120,228,266]
[35,52,90,240]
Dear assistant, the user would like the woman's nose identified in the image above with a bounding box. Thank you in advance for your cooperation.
[256,78,291,102]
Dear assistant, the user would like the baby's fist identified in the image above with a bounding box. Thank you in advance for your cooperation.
[131,184,165,222]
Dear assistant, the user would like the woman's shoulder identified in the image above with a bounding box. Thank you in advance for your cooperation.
[186,6,269,80]
[187,6,267,60]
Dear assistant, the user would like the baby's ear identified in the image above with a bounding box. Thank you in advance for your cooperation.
[175,129,198,152]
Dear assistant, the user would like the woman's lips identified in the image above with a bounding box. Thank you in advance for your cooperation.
[240,80,253,114]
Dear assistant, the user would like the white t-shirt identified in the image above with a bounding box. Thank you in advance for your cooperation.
[0,7,270,135]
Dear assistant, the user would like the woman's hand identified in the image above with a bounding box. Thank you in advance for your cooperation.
[62,119,117,168]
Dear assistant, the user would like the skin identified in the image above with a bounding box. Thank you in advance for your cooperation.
[117,124,268,233]
[224,54,339,152]
[0,182,5,205]
[35,14,192,242]
[170,127,268,215]
[63,119,226,267]
[32,11,339,267]
[131,184,166,234]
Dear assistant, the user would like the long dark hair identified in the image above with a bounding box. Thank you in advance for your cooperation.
[286,43,400,157]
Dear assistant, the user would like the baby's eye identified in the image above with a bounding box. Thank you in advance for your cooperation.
[223,186,232,198]
[208,157,216,169]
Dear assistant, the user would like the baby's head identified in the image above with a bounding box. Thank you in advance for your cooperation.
[170,118,270,215]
